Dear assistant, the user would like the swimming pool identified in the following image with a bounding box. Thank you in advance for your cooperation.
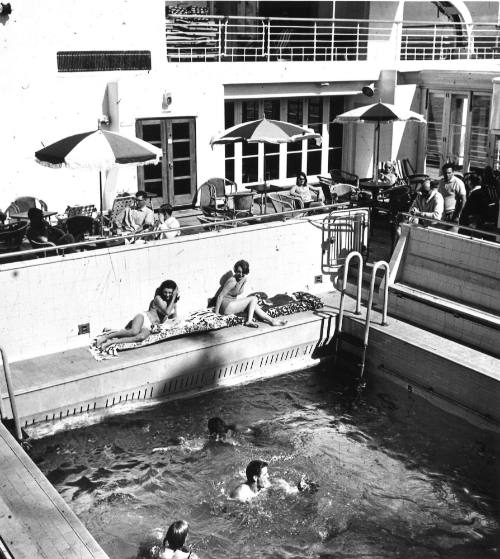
[30,365,500,559]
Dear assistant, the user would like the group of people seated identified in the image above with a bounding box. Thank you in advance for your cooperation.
[95,259,287,350]
[111,191,181,240]
[408,163,497,231]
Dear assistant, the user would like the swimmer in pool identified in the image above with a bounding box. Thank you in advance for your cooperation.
[230,459,318,502]
[159,520,199,559]
[95,280,179,350]
[207,416,260,444]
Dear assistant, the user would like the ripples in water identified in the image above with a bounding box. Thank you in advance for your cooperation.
[30,366,500,559]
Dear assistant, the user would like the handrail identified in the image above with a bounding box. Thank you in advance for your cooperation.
[0,202,351,263]
[334,251,363,362]
[0,345,22,441]
[398,211,499,243]
[359,260,390,381]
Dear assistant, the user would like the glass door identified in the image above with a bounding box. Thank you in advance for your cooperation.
[446,93,468,172]
[136,117,197,207]
[425,90,491,176]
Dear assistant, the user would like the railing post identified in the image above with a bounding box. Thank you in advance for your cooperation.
[313,21,317,61]
[432,24,437,60]
[267,19,271,61]
[0,345,23,442]
[356,23,360,60]
[393,20,402,62]
[217,19,222,61]
[330,18,335,61]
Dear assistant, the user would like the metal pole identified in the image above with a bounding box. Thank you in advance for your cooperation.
[334,251,363,363]
[0,346,23,441]
[99,170,104,235]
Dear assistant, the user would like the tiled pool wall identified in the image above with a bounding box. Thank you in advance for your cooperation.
[0,216,331,362]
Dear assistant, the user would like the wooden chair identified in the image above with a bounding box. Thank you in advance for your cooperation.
[0,221,28,253]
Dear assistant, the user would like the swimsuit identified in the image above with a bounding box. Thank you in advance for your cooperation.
[220,279,245,313]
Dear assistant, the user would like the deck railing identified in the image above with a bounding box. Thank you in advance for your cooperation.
[165,15,500,63]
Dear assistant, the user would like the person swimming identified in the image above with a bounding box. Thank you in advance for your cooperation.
[159,520,199,559]
[230,459,318,502]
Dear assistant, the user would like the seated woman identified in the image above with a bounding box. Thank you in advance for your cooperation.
[378,162,398,186]
[27,207,75,246]
[95,280,179,350]
[289,171,324,209]
[214,260,286,328]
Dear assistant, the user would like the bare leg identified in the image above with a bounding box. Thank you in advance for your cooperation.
[96,314,146,349]
[100,328,150,351]
[222,297,286,327]
[254,306,287,326]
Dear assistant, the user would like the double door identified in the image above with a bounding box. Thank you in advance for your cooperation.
[136,117,197,207]
[426,91,490,175]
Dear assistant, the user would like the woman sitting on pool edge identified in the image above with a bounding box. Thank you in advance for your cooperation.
[95,280,179,350]
[214,260,287,328]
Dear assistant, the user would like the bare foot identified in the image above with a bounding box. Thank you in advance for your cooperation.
[270,319,287,326]
[245,321,259,328]
[100,340,115,351]
[95,335,108,349]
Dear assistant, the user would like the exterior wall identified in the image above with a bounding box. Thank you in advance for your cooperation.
[1,0,499,212]
[0,217,330,362]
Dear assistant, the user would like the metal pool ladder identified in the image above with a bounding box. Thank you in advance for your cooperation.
[335,255,390,383]
[0,345,23,441]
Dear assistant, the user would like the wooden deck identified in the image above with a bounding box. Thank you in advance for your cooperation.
[0,422,108,559]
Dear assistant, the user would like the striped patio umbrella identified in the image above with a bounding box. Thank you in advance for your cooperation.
[210,118,322,146]
[35,129,163,231]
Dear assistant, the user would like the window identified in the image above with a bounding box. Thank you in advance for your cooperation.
[224,96,346,185]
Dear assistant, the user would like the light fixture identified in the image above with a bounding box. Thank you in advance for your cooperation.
[162,91,172,111]
[362,82,376,97]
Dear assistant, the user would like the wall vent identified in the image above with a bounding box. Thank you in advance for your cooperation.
[57,51,152,72]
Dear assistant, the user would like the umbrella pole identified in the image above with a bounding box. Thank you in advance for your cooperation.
[374,121,381,186]
[99,170,104,235]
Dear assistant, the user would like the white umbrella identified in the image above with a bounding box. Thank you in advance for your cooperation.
[334,102,426,184]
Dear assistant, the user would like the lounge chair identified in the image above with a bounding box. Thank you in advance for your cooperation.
[0,221,28,254]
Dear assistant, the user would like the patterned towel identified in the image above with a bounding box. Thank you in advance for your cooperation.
[89,292,323,360]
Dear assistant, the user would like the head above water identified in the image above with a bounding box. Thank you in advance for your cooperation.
[208,416,228,436]
[163,520,189,551]
[246,459,269,486]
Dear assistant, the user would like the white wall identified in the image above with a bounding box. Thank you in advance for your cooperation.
[0,217,330,362]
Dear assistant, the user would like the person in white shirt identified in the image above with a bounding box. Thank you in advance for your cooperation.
[113,190,155,234]
[438,163,466,224]
[409,178,444,225]
[156,203,180,239]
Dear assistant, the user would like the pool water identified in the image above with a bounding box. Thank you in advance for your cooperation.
[30,366,500,559]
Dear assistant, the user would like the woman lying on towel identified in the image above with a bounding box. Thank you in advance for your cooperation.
[96,280,179,350]
[214,260,287,328]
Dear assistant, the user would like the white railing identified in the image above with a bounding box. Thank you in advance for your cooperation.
[165,15,500,63]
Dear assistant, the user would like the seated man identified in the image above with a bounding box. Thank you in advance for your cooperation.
[113,190,155,235]
[27,207,75,246]
[408,178,444,226]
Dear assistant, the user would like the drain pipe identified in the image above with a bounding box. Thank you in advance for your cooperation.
[359,261,390,381]
[0,345,23,441]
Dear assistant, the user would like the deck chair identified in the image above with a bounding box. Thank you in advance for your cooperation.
[28,238,59,258]
[231,192,255,220]
[195,178,236,217]
[104,196,136,230]
[5,196,48,220]
[318,169,359,204]
[267,192,310,218]
[66,204,97,218]
[0,221,28,253]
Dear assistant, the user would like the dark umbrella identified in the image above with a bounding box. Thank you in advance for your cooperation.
[334,102,426,185]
